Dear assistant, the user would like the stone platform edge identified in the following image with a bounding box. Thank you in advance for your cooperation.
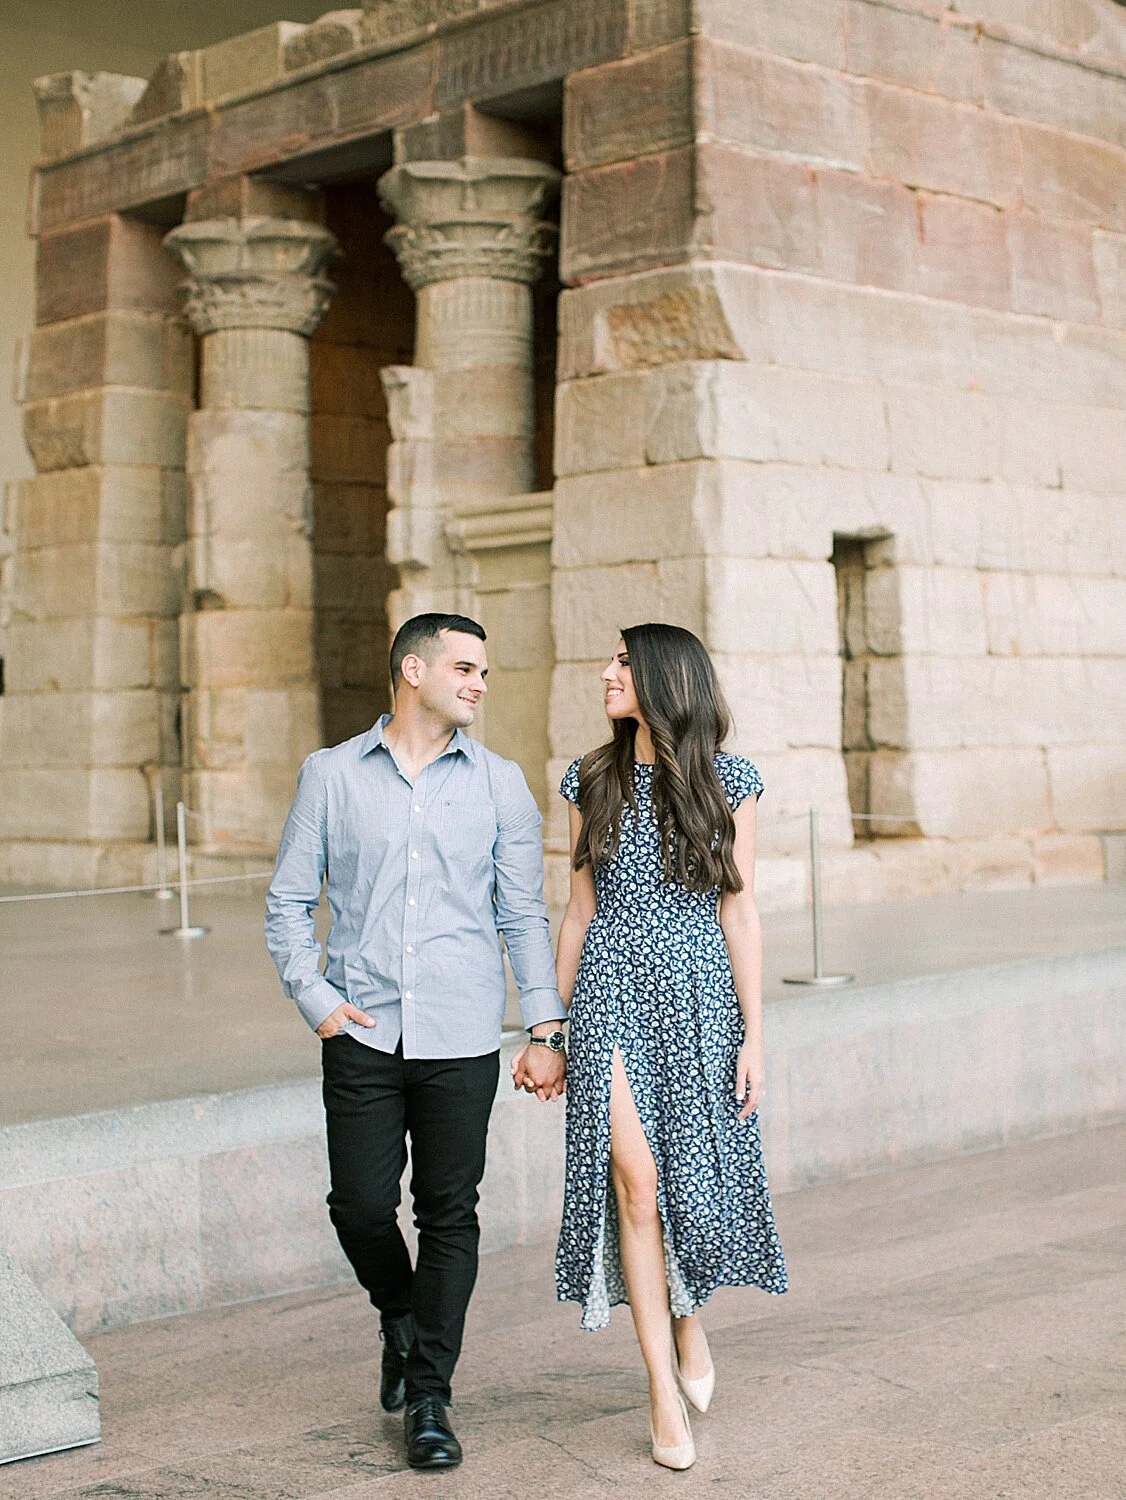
[1,948,1124,1338]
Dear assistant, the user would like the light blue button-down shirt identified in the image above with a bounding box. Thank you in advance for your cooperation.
[265,715,566,1059]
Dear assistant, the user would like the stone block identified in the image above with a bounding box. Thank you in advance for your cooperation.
[983,570,1126,656]
[310,343,385,421]
[842,3,982,103]
[547,661,615,760]
[816,171,919,293]
[25,314,191,402]
[23,389,190,473]
[998,403,1062,487]
[747,748,852,855]
[189,609,318,689]
[705,556,840,655]
[1008,214,1100,322]
[981,33,1126,152]
[14,542,178,621]
[698,144,822,271]
[310,414,386,485]
[887,386,1001,482]
[553,373,647,474]
[564,41,692,172]
[1092,230,1126,327]
[15,466,171,549]
[36,218,181,326]
[893,564,988,656]
[552,460,719,567]
[628,0,691,51]
[131,52,204,125]
[870,746,1051,838]
[913,194,1010,309]
[1019,124,1126,230]
[867,85,1020,208]
[0,691,160,768]
[1056,404,1126,492]
[0,1251,99,1464]
[950,836,1035,892]
[312,481,387,553]
[561,146,695,283]
[200,23,306,102]
[432,367,534,441]
[33,71,145,160]
[1031,833,1106,885]
[558,262,771,379]
[695,0,846,68]
[698,40,867,171]
[1047,745,1126,831]
[713,651,843,753]
[0,766,149,842]
[284,11,365,71]
[551,557,706,659]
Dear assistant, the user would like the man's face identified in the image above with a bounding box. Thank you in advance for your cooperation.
[414,630,489,728]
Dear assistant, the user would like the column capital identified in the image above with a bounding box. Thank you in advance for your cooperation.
[377,157,560,291]
[163,216,338,336]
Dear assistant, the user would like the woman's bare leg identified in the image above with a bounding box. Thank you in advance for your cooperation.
[672,1313,712,1380]
[609,1047,690,1448]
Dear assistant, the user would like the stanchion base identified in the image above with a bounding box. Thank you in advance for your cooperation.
[159,926,209,938]
[152,888,175,901]
[782,973,854,987]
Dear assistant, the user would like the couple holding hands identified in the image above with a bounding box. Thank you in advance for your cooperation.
[266,612,787,1473]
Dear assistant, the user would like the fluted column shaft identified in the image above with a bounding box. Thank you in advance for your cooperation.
[377,157,559,625]
[164,215,337,850]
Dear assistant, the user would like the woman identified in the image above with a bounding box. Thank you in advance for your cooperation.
[551,623,787,1468]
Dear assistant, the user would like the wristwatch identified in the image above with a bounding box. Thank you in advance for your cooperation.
[528,1029,567,1053]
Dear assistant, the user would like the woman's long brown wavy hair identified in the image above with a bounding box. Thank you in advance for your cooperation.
[572,623,743,894]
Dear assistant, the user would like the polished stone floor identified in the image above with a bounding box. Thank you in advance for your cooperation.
[3,1122,1123,1499]
[1,878,1125,1125]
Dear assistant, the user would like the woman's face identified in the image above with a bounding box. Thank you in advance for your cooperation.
[601,639,642,723]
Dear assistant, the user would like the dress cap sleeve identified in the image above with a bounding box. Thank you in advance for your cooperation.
[719,753,764,811]
[559,755,583,806]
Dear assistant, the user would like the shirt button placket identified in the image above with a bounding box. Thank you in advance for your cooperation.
[403,786,424,1053]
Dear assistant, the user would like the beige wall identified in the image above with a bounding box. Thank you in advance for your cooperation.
[0,1,330,503]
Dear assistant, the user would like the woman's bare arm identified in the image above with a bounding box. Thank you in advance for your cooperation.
[719,796,765,1120]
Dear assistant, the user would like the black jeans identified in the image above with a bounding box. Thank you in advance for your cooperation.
[321,1035,500,1404]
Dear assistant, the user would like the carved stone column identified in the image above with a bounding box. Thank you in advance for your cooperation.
[377,157,559,624]
[164,213,337,850]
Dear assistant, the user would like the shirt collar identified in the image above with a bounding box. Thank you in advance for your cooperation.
[359,714,476,762]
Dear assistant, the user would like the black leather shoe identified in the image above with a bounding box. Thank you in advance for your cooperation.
[404,1396,463,1469]
[379,1314,412,1414]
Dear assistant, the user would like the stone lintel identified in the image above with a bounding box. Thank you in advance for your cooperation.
[33,72,146,162]
[445,490,553,552]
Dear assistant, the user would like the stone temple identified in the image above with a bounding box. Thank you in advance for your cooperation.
[1,0,1124,910]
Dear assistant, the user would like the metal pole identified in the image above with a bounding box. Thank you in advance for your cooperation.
[783,807,853,987]
[160,801,208,938]
[153,781,173,899]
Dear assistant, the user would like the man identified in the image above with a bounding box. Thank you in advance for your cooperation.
[266,613,567,1470]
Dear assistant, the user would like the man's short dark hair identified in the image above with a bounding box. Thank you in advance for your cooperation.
[389,613,487,686]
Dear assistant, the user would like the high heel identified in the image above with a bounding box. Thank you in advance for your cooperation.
[650,1391,695,1470]
[674,1326,716,1414]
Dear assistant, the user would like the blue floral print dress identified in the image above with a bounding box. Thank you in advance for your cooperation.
[555,752,788,1331]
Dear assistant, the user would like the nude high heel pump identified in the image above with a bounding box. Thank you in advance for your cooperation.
[651,1392,696,1471]
[674,1326,716,1414]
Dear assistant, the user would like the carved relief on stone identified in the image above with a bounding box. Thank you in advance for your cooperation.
[163,217,339,336]
[377,158,560,290]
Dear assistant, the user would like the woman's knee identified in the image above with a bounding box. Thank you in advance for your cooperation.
[610,1158,660,1229]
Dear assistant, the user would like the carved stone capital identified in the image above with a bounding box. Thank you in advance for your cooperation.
[378,158,560,291]
[163,217,338,336]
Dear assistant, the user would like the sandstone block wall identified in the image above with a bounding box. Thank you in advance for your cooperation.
[0,216,186,860]
[549,0,1126,898]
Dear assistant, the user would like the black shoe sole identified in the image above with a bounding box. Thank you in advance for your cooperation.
[407,1453,462,1470]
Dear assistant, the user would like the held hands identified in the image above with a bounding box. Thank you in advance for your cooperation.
[316,1002,375,1039]
[736,1038,765,1121]
[511,1043,567,1103]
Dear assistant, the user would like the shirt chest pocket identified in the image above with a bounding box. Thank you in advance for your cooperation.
[441,798,497,866]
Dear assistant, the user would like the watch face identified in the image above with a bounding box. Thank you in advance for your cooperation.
[548,1031,566,1052]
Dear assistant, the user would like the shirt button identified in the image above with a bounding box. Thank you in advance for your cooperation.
[413,805,422,813]
[411,850,419,859]
[405,990,413,1000]
[405,944,414,954]
[408,898,416,907]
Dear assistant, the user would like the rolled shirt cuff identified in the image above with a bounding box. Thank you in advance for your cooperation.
[518,986,569,1033]
[294,974,347,1032]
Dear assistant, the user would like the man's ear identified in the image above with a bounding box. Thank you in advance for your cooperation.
[399,652,425,690]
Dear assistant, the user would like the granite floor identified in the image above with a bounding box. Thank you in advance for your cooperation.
[4,1122,1124,1499]
[3,878,1125,1126]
